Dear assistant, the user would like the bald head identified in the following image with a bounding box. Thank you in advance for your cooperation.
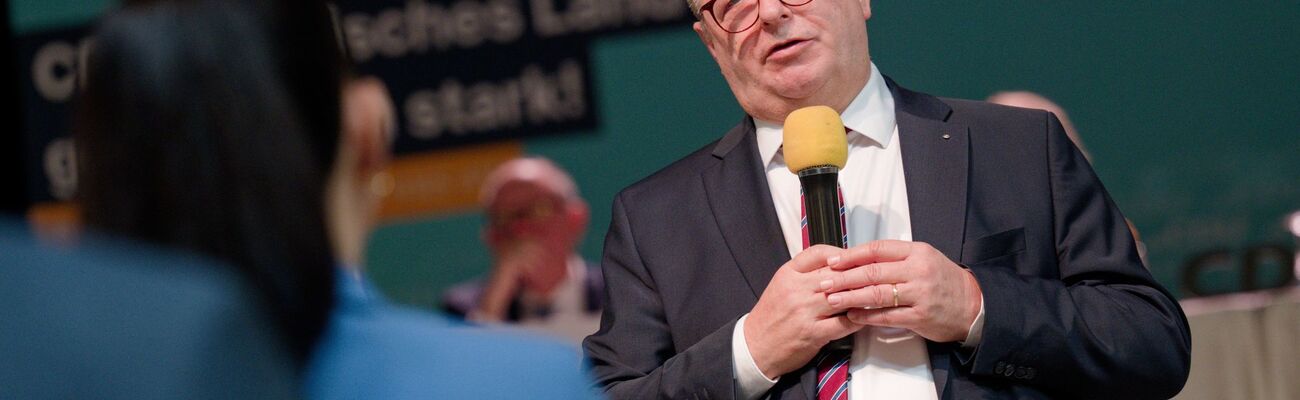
[479,157,580,209]
[987,91,1071,126]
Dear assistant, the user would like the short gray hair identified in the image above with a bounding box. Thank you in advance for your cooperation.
[685,0,701,18]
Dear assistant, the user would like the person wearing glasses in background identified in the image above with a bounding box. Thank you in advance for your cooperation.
[69,0,600,398]
[583,0,1190,399]
[443,157,604,345]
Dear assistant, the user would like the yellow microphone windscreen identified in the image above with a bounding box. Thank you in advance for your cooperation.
[783,106,847,173]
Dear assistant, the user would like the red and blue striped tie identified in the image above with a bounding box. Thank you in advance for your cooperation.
[802,186,850,400]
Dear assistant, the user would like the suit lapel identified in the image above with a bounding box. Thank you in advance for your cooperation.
[887,77,968,266]
[888,77,968,398]
[798,365,818,400]
[705,118,815,400]
[702,117,791,299]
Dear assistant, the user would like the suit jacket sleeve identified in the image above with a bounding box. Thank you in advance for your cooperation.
[583,194,739,399]
[962,112,1192,398]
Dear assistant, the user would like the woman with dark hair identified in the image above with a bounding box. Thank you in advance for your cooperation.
[75,0,336,363]
[77,0,599,397]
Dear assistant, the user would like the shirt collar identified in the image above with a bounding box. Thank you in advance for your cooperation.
[755,62,897,167]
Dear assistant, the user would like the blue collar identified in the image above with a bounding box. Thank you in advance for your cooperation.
[334,266,376,307]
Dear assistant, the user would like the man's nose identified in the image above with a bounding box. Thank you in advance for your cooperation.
[504,220,533,236]
[757,0,794,28]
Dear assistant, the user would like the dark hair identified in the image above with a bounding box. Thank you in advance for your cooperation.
[74,0,337,363]
[121,0,346,173]
[0,3,23,215]
[260,0,346,173]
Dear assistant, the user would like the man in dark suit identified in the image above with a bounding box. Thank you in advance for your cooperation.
[583,0,1191,399]
[0,221,297,399]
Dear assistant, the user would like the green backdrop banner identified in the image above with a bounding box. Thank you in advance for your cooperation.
[11,1,1298,308]
[371,2,1300,306]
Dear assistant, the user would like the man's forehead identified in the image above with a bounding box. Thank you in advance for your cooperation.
[490,181,559,205]
[494,181,557,198]
[479,158,578,208]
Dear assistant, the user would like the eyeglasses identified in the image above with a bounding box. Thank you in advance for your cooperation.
[696,0,815,34]
[488,198,561,230]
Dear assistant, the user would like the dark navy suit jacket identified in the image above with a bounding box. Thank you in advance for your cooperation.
[582,79,1191,399]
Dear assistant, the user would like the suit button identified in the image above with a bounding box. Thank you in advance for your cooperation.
[1014,367,1028,379]
[994,362,1005,374]
[1002,364,1016,377]
[1024,368,1036,380]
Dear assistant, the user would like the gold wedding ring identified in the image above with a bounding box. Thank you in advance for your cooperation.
[892,284,899,308]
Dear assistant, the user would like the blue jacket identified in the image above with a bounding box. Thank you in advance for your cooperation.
[304,272,601,399]
[0,221,297,399]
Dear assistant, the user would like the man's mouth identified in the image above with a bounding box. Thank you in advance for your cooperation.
[766,39,810,62]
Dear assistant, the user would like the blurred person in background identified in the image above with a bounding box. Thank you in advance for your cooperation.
[6,0,338,398]
[73,0,598,398]
[443,157,604,343]
[987,91,1148,265]
[309,75,598,400]
[326,76,396,281]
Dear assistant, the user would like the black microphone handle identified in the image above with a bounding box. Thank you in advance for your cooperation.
[799,171,845,248]
[797,168,853,352]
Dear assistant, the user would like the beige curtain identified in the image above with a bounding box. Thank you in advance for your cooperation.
[1175,288,1300,400]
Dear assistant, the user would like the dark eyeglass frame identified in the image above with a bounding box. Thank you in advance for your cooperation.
[696,0,815,34]
[487,196,564,229]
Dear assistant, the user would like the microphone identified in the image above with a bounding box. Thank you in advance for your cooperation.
[784,105,848,248]
[784,105,853,351]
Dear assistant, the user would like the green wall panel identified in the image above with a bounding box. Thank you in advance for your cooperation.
[12,1,1296,305]
[367,3,1300,306]
[9,0,114,34]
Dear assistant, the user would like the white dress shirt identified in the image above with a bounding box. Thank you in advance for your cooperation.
[731,63,984,399]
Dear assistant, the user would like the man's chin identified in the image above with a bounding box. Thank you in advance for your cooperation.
[759,62,821,93]
[763,74,825,103]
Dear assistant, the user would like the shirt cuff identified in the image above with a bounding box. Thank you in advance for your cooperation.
[960,293,986,349]
[733,314,779,399]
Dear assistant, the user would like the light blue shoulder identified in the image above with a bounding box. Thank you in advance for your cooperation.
[305,302,600,399]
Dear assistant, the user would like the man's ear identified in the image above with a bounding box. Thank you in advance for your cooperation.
[693,21,720,58]
[564,200,590,247]
[567,200,590,233]
[357,119,390,177]
[343,77,394,176]
[860,0,871,21]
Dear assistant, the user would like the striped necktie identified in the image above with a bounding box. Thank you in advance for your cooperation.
[802,186,851,400]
